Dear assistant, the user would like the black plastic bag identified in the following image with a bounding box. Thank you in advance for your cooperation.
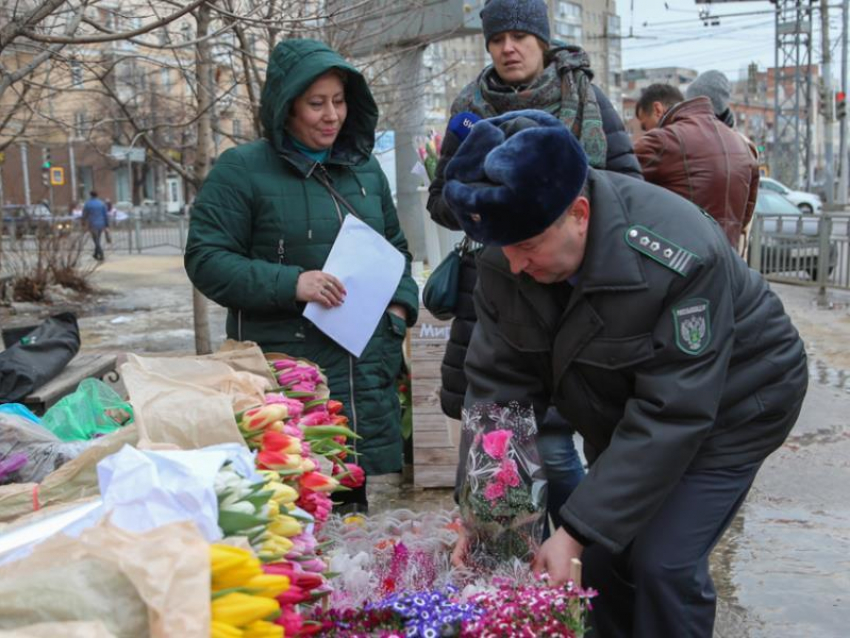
[0,312,81,404]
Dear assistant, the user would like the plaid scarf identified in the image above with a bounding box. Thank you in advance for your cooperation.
[453,45,607,168]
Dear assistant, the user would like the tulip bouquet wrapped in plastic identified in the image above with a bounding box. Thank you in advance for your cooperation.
[413,130,442,182]
[458,402,547,566]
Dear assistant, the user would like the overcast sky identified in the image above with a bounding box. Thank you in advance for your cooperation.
[617,0,847,81]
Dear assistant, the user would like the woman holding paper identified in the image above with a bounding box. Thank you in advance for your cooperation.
[185,39,419,512]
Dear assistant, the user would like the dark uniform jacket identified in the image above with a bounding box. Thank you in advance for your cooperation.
[185,40,419,475]
[461,170,807,553]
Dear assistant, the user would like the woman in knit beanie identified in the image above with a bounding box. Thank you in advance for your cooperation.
[426,0,643,535]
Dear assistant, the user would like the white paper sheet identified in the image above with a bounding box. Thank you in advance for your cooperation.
[94,444,258,541]
[0,444,259,564]
[304,215,405,357]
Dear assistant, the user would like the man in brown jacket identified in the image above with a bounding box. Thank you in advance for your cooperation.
[634,82,760,254]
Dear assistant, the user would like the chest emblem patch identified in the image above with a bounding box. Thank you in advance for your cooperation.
[673,298,711,355]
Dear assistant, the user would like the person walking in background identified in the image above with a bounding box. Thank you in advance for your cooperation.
[445,111,807,638]
[634,81,760,255]
[686,69,738,129]
[184,39,419,513]
[81,190,109,261]
[633,83,683,132]
[426,0,642,532]
[686,69,762,253]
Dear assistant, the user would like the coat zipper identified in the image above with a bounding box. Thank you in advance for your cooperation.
[348,354,358,452]
[278,238,285,263]
[320,164,354,438]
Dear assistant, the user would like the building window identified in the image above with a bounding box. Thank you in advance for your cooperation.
[558,1,582,20]
[607,14,621,36]
[71,61,83,87]
[556,22,583,43]
[233,119,242,137]
[74,111,88,138]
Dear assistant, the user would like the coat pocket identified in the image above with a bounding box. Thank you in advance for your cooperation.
[496,319,551,353]
[573,333,655,370]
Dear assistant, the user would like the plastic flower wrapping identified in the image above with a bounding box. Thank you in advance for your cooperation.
[309,509,596,637]
[457,402,547,567]
[413,131,442,183]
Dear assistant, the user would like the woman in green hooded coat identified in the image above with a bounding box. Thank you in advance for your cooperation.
[185,39,419,509]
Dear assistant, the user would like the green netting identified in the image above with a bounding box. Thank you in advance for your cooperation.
[40,378,134,441]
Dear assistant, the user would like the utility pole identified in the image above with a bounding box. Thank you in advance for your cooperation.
[68,141,77,203]
[839,0,849,205]
[821,0,834,205]
[20,143,31,206]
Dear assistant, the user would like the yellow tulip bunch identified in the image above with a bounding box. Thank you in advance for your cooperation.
[251,474,306,562]
[210,544,289,638]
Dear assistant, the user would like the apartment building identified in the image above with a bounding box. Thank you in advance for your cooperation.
[0,1,264,213]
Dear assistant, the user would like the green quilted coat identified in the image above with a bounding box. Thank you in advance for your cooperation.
[185,39,419,475]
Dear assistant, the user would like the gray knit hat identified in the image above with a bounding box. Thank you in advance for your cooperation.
[686,70,731,117]
[480,0,550,45]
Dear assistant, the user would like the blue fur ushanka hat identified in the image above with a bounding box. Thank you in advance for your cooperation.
[443,110,589,247]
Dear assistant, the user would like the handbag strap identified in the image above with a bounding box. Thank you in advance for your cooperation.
[458,235,480,256]
[312,169,363,221]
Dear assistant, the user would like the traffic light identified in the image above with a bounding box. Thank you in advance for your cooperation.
[41,147,50,186]
[818,82,830,118]
[836,91,847,120]
[747,62,758,96]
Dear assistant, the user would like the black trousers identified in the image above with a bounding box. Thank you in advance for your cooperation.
[583,460,762,638]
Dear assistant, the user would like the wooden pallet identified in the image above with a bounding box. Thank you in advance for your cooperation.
[410,309,461,488]
[21,352,118,415]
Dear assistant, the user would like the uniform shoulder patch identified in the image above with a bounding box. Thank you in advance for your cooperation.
[672,298,711,355]
[625,225,699,277]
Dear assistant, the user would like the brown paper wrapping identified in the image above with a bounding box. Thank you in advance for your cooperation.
[213,339,277,386]
[0,621,116,638]
[0,520,210,638]
[121,349,270,449]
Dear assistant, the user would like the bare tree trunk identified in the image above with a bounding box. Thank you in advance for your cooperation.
[192,1,215,355]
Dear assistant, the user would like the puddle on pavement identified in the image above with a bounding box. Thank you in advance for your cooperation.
[783,425,850,448]
[711,503,850,637]
[809,358,849,391]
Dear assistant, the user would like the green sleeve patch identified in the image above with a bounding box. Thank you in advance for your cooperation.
[625,225,699,277]
[672,298,711,355]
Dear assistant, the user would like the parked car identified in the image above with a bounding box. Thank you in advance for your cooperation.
[750,189,836,280]
[759,176,822,214]
[1,204,75,238]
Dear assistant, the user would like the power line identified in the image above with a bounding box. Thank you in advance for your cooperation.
[624,19,774,51]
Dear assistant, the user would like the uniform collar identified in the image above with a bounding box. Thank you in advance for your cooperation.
[577,170,648,293]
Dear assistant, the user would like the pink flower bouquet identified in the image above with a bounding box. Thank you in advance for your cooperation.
[458,402,547,566]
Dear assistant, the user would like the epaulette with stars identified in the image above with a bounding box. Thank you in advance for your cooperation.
[625,225,700,277]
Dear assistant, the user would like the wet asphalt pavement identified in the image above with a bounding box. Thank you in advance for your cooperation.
[4,251,848,636]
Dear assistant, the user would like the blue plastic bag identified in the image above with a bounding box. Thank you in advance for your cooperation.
[0,403,42,424]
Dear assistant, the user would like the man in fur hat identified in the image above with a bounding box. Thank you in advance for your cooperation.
[444,110,807,638]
